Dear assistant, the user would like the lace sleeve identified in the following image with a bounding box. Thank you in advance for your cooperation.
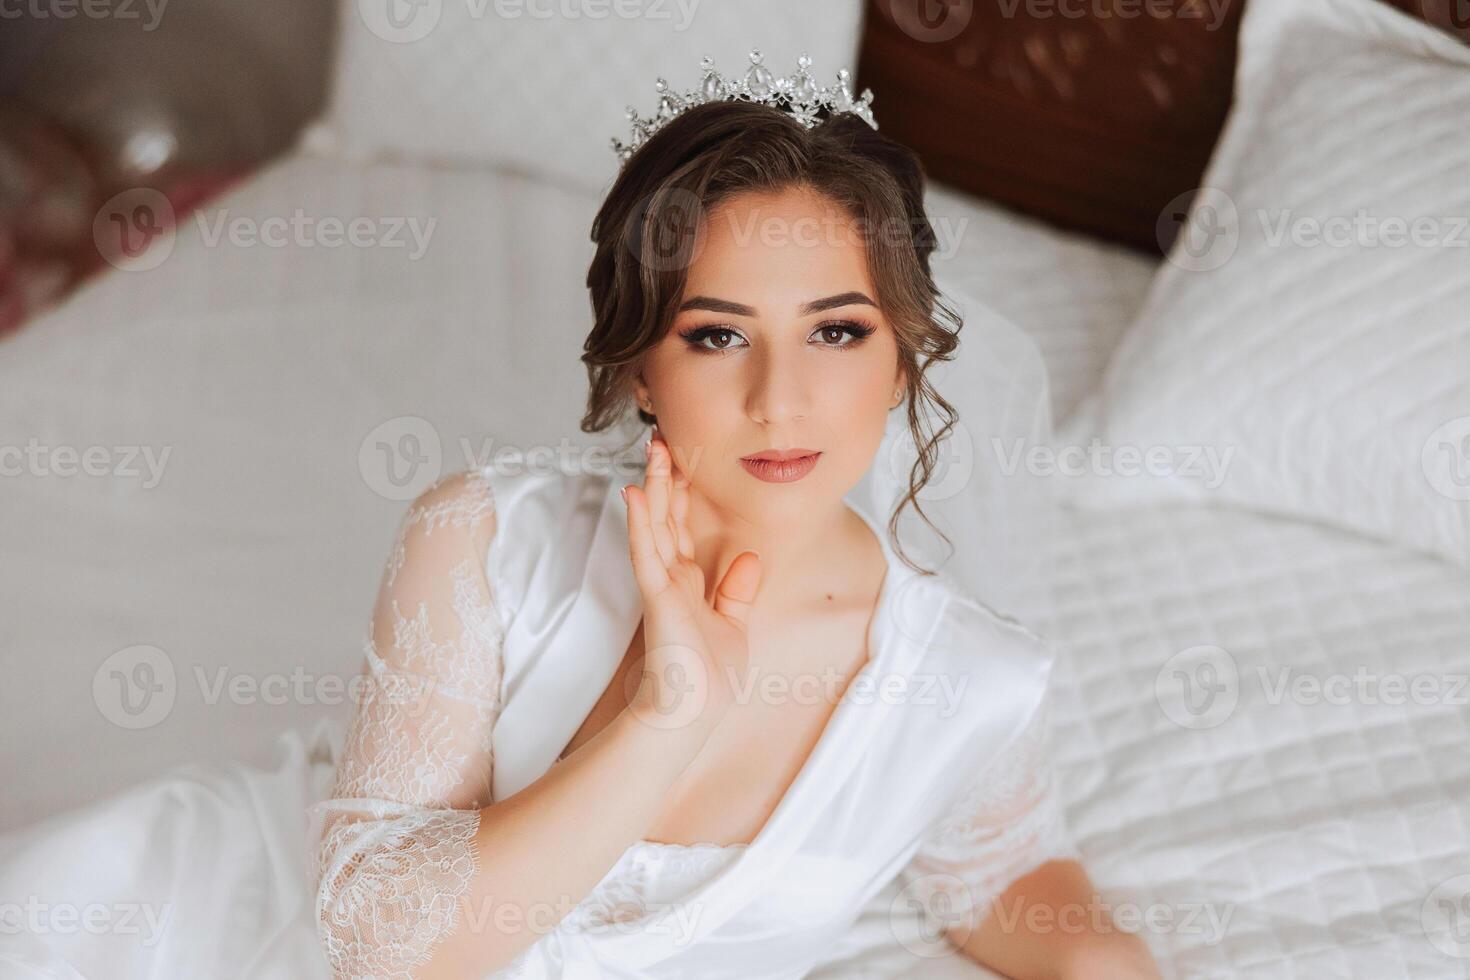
[900,694,1081,931]
[307,469,506,980]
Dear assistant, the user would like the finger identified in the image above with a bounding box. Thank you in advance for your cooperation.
[645,438,677,565]
[713,551,762,628]
[670,476,695,560]
[625,485,671,595]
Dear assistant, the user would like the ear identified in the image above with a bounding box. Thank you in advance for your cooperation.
[632,372,657,417]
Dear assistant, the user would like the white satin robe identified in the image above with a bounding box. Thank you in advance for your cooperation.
[307,456,1079,979]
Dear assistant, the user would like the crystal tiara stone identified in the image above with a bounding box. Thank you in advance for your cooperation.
[609,48,877,165]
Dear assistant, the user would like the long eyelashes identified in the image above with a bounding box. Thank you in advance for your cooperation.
[677,319,877,355]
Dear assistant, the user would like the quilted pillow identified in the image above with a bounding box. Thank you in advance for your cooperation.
[1060,0,1470,568]
[308,0,866,193]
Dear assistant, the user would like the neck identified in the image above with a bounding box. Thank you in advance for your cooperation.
[681,484,859,610]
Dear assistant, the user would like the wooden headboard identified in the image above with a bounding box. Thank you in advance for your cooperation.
[855,0,1468,255]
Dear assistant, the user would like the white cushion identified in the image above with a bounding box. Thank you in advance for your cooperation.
[1061,0,1470,567]
[309,0,867,193]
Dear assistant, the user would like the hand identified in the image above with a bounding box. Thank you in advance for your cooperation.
[621,431,763,741]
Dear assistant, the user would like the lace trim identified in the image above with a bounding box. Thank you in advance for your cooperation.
[902,697,1079,924]
[315,807,482,980]
[311,470,505,979]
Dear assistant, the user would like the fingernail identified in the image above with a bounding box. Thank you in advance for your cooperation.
[621,485,629,503]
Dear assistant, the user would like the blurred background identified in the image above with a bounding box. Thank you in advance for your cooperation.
[0,0,336,334]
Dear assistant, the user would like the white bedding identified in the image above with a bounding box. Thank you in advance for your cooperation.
[8,147,1466,977]
[1024,504,1470,977]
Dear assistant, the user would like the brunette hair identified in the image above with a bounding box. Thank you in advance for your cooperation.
[580,99,962,574]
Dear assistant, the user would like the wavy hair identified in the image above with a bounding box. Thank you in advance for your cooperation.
[580,99,962,574]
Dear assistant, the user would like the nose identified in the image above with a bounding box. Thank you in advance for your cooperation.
[746,343,810,426]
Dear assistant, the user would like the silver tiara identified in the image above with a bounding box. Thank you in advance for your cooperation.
[609,48,877,165]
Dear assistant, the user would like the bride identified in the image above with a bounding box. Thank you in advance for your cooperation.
[0,51,1164,980]
[308,53,1164,979]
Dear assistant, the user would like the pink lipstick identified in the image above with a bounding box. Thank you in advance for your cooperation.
[739,448,821,484]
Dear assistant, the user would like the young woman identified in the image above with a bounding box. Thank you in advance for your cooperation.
[309,66,1163,980]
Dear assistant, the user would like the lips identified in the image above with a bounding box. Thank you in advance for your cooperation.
[739,449,821,484]
[741,448,820,462]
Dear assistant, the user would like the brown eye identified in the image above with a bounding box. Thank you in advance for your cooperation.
[810,320,876,349]
[678,326,750,353]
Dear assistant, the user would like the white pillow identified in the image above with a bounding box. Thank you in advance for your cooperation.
[307,0,867,193]
[1060,0,1470,567]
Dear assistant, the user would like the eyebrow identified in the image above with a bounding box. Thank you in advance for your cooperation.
[677,291,877,317]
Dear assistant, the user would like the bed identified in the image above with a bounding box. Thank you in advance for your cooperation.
[2,0,1467,977]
